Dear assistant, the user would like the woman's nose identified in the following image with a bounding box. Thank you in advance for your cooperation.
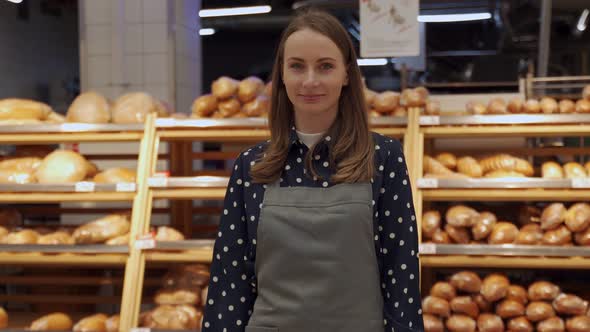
[302,69,319,88]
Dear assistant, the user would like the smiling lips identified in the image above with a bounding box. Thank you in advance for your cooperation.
[299,94,324,103]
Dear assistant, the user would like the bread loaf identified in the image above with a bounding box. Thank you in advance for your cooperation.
[67,91,110,123]
[496,299,526,318]
[423,296,451,317]
[424,155,454,175]
[422,211,441,238]
[450,296,479,318]
[540,97,559,114]
[174,305,202,330]
[237,76,264,103]
[481,274,510,302]
[435,153,457,170]
[507,285,529,305]
[516,224,543,245]
[155,289,200,306]
[541,203,567,230]
[425,100,441,115]
[450,271,482,293]
[524,99,541,113]
[105,315,119,332]
[73,313,108,332]
[93,168,136,184]
[30,313,73,331]
[559,99,576,113]
[0,168,35,184]
[37,231,74,245]
[423,314,444,332]
[446,314,476,332]
[537,317,565,332]
[553,293,589,316]
[155,226,185,242]
[0,98,52,120]
[445,224,471,244]
[1,229,39,244]
[242,95,269,117]
[477,313,504,332]
[564,162,587,179]
[364,88,377,108]
[479,154,534,176]
[508,98,524,113]
[446,205,479,227]
[0,157,42,171]
[35,150,89,184]
[401,88,426,107]
[488,222,519,244]
[484,170,527,178]
[457,157,483,178]
[143,305,199,330]
[542,225,572,246]
[73,214,130,244]
[105,233,129,245]
[576,99,590,113]
[564,203,590,232]
[526,301,556,322]
[191,94,218,117]
[487,98,508,114]
[374,91,400,113]
[217,98,241,118]
[392,106,407,117]
[431,281,456,301]
[112,92,159,124]
[466,101,487,115]
[507,316,534,332]
[566,316,590,332]
[542,161,565,179]
[528,281,561,301]
[471,212,497,240]
[574,226,590,246]
[473,294,493,312]
[212,77,238,100]
[431,229,451,244]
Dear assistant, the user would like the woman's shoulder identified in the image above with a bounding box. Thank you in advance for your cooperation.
[370,131,403,161]
[233,140,269,174]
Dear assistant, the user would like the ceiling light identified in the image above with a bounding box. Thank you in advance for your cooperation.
[199,28,215,36]
[577,9,589,31]
[199,5,271,18]
[418,12,492,23]
[6,0,23,3]
[357,58,388,66]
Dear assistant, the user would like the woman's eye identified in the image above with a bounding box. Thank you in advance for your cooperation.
[320,63,334,70]
[290,63,303,70]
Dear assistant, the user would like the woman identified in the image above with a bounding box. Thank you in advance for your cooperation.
[202,9,423,332]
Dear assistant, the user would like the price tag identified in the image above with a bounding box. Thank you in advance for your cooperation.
[417,178,438,188]
[135,233,156,250]
[156,117,176,127]
[75,181,95,192]
[116,182,136,192]
[420,116,440,126]
[148,177,168,187]
[419,243,437,254]
[130,328,151,332]
[572,178,590,188]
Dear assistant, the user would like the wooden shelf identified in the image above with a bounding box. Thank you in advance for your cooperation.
[422,124,590,138]
[0,192,135,202]
[421,188,590,201]
[0,132,143,144]
[420,255,590,269]
[152,188,226,200]
[145,249,213,263]
[0,252,127,266]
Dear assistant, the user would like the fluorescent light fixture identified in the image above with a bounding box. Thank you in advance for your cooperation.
[6,0,23,3]
[577,9,589,31]
[199,5,271,18]
[418,12,492,23]
[357,58,388,66]
[199,28,215,36]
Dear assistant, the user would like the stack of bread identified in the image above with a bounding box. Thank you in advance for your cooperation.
[423,203,590,246]
[424,153,534,179]
[139,264,210,330]
[192,76,270,118]
[365,86,438,117]
[464,85,590,115]
[0,99,65,124]
[0,150,136,185]
[6,312,121,331]
[542,161,590,179]
[423,271,590,332]
[66,91,169,124]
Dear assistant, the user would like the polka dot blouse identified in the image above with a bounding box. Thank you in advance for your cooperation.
[202,128,424,332]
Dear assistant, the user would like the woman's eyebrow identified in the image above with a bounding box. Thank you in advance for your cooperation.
[286,57,337,62]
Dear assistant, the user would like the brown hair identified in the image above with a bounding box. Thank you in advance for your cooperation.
[250,9,374,184]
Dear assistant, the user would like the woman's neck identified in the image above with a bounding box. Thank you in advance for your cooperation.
[293,110,337,134]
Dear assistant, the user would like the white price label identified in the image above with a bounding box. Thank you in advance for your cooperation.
[135,235,156,250]
[420,116,440,126]
[419,243,437,254]
[572,178,590,188]
[148,177,168,187]
[417,178,438,188]
[116,182,136,192]
[75,181,95,192]
[156,117,175,127]
[131,328,151,332]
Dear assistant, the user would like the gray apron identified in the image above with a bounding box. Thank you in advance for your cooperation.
[246,180,384,332]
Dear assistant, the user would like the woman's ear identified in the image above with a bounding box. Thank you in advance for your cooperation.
[343,74,349,86]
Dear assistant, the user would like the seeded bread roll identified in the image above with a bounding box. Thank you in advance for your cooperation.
[450,271,482,293]
[528,281,561,301]
[450,296,479,318]
[553,294,589,316]
[507,285,529,305]
[526,301,556,322]
[566,316,590,332]
[431,282,456,301]
[423,296,451,317]
[477,313,504,332]
[481,274,510,302]
[446,315,476,332]
[537,317,565,332]
[496,299,526,319]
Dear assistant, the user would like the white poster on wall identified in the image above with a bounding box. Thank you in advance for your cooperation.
[360,0,420,57]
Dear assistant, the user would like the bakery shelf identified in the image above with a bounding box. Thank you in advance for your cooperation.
[150,239,214,251]
[420,114,590,126]
[416,178,589,189]
[145,248,213,263]
[0,252,127,266]
[419,243,590,257]
[0,244,128,254]
[148,176,228,200]
[421,188,590,201]
[0,123,144,143]
[0,182,136,193]
[0,192,135,202]
[420,255,590,269]
[422,124,590,137]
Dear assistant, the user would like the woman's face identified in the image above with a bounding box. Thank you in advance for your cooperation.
[282,28,348,119]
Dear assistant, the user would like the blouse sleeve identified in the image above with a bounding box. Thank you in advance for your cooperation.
[202,153,256,331]
[377,139,424,332]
